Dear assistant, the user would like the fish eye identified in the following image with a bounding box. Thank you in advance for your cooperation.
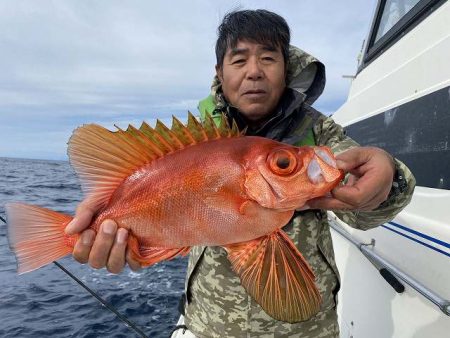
[268,149,299,176]
[277,157,290,169]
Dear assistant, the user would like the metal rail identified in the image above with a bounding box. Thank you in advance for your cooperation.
[329,219,450,316]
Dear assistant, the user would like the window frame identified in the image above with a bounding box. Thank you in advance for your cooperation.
[358,0,446,73]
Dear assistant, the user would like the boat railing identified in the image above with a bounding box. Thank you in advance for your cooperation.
[328,217,450,317]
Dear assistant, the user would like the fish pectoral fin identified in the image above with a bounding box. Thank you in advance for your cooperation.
[127,235,190,267]
[224,230,322,323]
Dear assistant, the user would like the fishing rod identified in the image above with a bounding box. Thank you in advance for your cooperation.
[0,215,149,338]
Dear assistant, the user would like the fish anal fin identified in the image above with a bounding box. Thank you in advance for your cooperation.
[127,235,190,267]
[225,230,322,323]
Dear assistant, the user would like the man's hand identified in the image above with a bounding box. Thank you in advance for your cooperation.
[65,199,142,273]
[306,147,396,211]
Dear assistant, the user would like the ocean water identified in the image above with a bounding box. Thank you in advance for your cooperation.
[0,157,188,338]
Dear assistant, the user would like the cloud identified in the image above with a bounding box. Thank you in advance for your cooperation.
[0,0,377,160]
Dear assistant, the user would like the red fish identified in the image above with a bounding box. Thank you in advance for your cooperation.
[6,113,343,322]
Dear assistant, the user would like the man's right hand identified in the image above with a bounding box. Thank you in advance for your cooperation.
[64,199,142,274]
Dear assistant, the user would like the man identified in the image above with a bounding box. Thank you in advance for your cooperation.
[65,9,415,337]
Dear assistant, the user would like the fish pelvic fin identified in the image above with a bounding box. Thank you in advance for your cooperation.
[5,203,75,274]
[68,112,241,207]
[225,229,322,323]
[127,235,190,267]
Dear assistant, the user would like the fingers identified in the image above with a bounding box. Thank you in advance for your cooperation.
[72,219,135,274]
[308,147,395,211]
[312,178,387,211]
[89,220,117,269]
[335,147,373,171]
[106,228,128,274]
[65,199,98,235]
[307,196,354,211]
[332,175,381,205]
[73,229,96,264]
[68,200,140,273]
[126,249,142,272]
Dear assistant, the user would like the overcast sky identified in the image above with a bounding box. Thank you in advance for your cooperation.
[0,0,376,160]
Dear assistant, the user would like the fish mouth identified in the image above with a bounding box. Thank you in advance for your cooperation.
[307,149,340,184]
[307,157,324,184]
[314,148,337,168]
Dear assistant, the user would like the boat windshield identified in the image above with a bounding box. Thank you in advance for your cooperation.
[375,0,421,41]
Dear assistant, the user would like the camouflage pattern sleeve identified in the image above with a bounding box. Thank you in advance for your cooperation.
[314,115,416,230]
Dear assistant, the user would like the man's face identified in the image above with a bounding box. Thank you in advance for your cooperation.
[216,40,286,124]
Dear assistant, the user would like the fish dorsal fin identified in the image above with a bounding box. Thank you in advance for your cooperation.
[225,229,321,323]
[68,112,240,206]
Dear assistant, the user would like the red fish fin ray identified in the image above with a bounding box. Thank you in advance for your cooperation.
[68,113,242,206]
[225,230,321,323]
[68,124,155,206]
[139,122,171,156]
[218,114,230,137]
[155,119,183,151]
[123,124,159,160]
[187,112,208,142]
[231,119,241,137]
[172,116,197,146]
[5,203,75,274]
[127,235,190,267]
[202,113,222,139]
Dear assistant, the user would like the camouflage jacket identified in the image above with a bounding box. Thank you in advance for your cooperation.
[183,47,416,338]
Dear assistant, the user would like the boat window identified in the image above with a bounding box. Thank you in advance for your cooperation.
[359,0,445,72]
[343,85,450,190]
[374,0,421,42]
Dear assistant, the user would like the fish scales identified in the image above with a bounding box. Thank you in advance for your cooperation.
[94,137,259,247]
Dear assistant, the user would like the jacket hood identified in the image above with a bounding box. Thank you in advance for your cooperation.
[285,45,326,105]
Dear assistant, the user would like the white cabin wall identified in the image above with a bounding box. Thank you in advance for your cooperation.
[331,1,450,337]
[333,3,450,126]
[332,226,450,338]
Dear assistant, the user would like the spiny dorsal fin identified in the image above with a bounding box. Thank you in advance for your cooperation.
[187,111,208,143]
[68,112,241,206]
[203,112,222,139]
[218,114,231,137]
[139,121,171,156]
[155,120,179,152]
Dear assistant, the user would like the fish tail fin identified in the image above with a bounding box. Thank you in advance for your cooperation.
[5,203,75,274]
[225,229,321,323]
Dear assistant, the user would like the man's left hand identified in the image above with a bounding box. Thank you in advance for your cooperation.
[306,147,396,211]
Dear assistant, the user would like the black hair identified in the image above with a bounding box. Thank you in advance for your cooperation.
[215,9,291,68]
